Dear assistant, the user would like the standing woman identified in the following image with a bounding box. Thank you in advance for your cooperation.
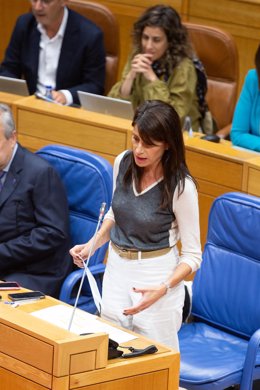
[108,4,210,132]
[70,100,202,350]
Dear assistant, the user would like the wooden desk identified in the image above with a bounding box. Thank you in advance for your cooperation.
[0,91,25,122]
[244,156,260,197]
[15,96,132,165]
[0,290,179,390]
[184,133,256,245]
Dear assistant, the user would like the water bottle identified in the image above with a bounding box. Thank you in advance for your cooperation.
[183,116,193,137]
[45,85,53,100]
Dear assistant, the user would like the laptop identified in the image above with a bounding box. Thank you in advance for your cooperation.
[78,91,134,120]
[0,76,29,96]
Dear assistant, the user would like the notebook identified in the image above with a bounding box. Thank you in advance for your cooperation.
[78,91,134,120]
[0,76,29,96]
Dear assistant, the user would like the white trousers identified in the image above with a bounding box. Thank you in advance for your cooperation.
[101,243,184,351]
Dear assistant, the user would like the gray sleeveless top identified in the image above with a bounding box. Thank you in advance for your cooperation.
[110,151,176,251]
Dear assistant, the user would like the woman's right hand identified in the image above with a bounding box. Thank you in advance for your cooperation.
[120,53,155,97]
[70,219,113,268]
[70,243,90,268]
[131,53,152,72]
[131,53,157,81]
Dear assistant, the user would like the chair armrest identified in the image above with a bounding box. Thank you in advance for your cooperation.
[59,263,106,302]
[240,328,260,390]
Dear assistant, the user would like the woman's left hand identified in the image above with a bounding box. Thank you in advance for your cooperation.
[123,284,167,315]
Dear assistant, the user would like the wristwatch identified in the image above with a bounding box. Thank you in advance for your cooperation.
[161,281,172,294]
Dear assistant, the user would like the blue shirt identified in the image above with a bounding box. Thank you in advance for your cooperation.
[231,69,260,152]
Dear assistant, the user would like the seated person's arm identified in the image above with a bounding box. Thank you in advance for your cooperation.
[231,70,260,152]
[109,53,159,99]
[108,55,134,99]
[120,53,158,98]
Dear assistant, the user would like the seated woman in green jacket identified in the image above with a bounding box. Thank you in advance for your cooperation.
[109,4,212,133]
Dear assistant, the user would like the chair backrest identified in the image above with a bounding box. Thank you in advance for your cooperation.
[192,192,260,339]
[36,145,113,265]
[184,22,239,130]
[67,0,119,95]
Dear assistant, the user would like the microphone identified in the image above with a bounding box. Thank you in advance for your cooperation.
[68,202,106,331]
[86,202,106,268]
[99,202,106,221]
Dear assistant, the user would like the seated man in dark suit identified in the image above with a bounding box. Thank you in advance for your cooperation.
[0,0,106,106]
[0,104,72,297]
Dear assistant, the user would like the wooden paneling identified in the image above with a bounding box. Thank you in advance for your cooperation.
[0,323,53,373]
[184,133,255,247]
[247,167,260,196]
[70,351,96,374]
[186,0,260,92]
[0,92,23,107]
[70,354,179,389]
[186,150,243,190]
[244,156,260,197]
[0,0,29,62]
[17,110,126,155]
[187,0,260,29]
[0,92,24,123]
[72,370,169,390]
[0,353,52,389]
[15,96,132,164]
[197,192,214,247]
[0,367,48,390]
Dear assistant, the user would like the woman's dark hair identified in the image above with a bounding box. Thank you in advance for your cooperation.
[132,4,193,69]
[124,100,196,209]
[255,44,260,88]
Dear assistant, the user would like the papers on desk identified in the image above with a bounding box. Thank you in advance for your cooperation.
[31,304,136,343]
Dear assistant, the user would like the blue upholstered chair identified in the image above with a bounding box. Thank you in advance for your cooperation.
[179,192,260,390]
[36,145,113,313]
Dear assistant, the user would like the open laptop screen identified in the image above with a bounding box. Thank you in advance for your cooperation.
[78,91,134,120]
[0,76,29,96]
